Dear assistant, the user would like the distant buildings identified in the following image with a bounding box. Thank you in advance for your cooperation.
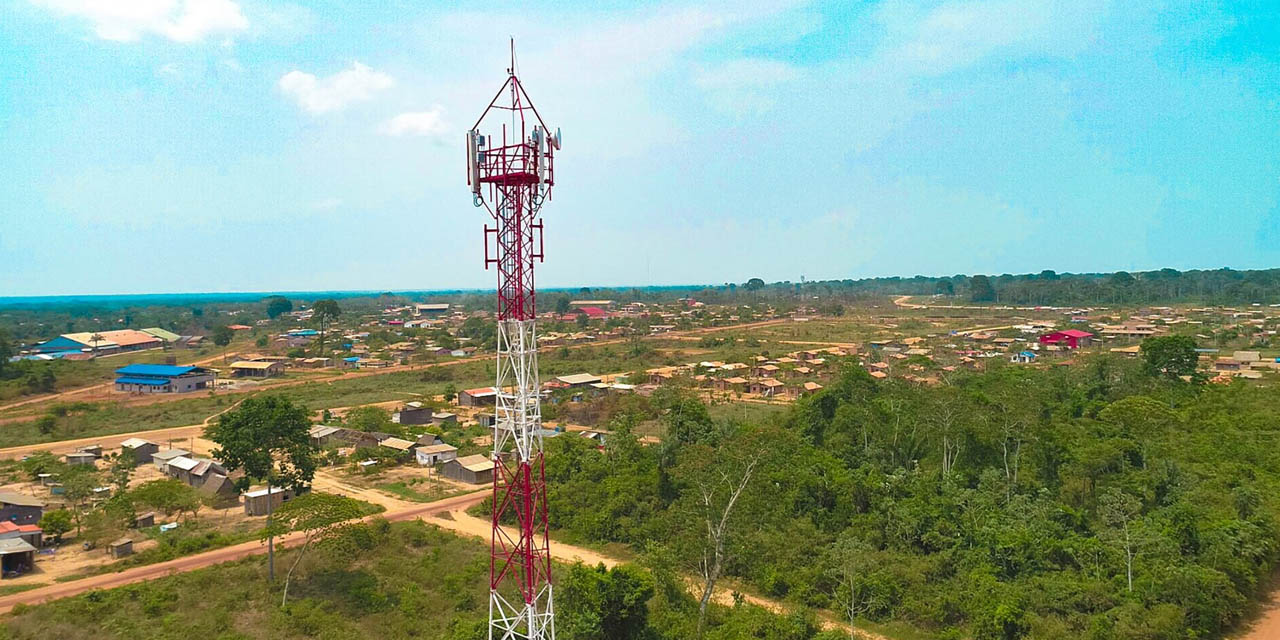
[1038,330,1094,349]
[32,329,163,355]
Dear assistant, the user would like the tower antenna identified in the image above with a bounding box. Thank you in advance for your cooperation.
[466,41,560,640]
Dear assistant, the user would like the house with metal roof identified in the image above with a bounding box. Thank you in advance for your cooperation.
[458,386,498,407]
[0,538,38,577]
[415,443,459,466]
[229,360,284,378]
[151,448,191,472]
[114,364,214,394]
[441,454,495,484]
[0,491,44,525]
[140,327,182,343]
[555,373,602,387]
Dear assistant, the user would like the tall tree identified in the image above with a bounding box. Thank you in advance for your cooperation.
[1099,488,1143,593]
[969,275,996,302]
[131,478,201,522]
[312,299,342,353]
[671,427,779,636]
[261,492,367,606]
[212,325,234,363]
[264,296,293,319]
[557,562,655,640]
[827,533,877,639]
[1140,335,1200,381]
[0,328,13,379]
[207,394,318,581]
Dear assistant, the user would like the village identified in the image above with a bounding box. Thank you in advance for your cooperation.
[1,293,1279,587]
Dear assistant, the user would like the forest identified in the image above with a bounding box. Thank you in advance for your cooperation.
[541,355,1280,639]
[691,267,1280,307]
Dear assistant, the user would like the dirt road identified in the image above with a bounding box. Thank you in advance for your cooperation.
[1239,585,1280,639]
[427,508,885,639]
[0,489,488,615]
[0,485,882,639]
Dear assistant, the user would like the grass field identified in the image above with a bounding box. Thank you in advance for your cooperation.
[374,479,470,503]
[2,520,497,640]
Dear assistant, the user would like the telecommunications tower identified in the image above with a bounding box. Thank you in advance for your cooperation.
[466,44,561,640]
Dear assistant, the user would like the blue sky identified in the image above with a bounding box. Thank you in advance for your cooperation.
[1,0,1277,296]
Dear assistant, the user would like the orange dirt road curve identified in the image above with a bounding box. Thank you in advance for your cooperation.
[0,489,488,615]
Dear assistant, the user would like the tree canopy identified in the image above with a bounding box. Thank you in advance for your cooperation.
[206,394,318,492]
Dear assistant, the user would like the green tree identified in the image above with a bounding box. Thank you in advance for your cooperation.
[35,414,57,436]
[0,328,13,379]
[345,405,395,435]
[38,509,74,543]
[212,325,234,363]
[264,295,293,319]
[207,394,319,581]
[131,479,201,522]
[1099,488,1143,593]
[743,278,766,291]
[555,295,572,315]
[558,562,655,640]
[1141,335,1200,381]
[19,451,65,481]
[443,383,458,404]
[62,467,100,535]
[671,427,781,636]
[970,275,996,302]
[312,299,342,353]
[261,492,367,606]
[104,451,136,494]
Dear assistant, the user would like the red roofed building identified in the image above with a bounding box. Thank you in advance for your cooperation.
[457,386,498,407]
[0,521,42,547]
[1039,329,1094,349]
[575,306,609,319]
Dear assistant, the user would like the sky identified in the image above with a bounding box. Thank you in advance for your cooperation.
[1,0,1278,296]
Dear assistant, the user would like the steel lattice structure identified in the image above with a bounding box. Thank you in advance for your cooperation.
[466,47,561,640]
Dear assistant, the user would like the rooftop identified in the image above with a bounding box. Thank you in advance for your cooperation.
[114,364,200,377]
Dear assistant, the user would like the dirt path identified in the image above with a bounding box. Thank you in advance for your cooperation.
[0,484,882,639]
[1238,586,1280,639]
[427,508,886,639]
[0,489,489,615]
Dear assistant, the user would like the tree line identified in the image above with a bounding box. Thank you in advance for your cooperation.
[541,352,1280,639]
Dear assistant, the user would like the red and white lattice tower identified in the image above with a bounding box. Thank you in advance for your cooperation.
[466,45,560,640]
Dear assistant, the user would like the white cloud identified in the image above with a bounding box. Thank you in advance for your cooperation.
[694,58,801,116]
[380,108,449,138]
[278,62,395,114]
[32,0,248,43]
[310,197,342,211]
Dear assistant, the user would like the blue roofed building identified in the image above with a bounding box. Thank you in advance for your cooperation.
[114,364,214,394]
